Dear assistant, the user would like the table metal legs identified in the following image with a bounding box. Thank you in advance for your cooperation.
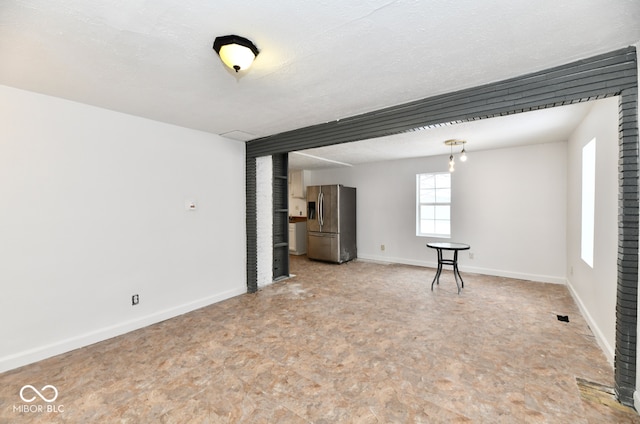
[430,249,444,290]
[430,249,465,294]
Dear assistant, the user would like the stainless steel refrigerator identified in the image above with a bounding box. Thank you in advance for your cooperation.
[306,184,356,263]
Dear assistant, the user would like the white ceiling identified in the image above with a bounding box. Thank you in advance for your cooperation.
[289,101,596,170]
[1,1,639,168]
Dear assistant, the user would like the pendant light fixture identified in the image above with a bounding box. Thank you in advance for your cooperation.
[444,139,468,172]
[448,145,455,173]
[213,35,259,73]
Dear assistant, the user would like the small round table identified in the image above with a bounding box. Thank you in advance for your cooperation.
[427,242,470,294]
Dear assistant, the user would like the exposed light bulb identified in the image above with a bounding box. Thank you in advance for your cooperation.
[460,148,467,162]
[449,154,455,172]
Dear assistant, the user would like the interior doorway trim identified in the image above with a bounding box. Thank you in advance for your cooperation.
[245,46,638,405]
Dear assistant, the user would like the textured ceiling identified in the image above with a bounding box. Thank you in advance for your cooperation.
[1,1,639,166]
[289,100,599,170]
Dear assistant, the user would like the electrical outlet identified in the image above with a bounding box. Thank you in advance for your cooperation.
[380,244,385,251]
[132,294,139,306]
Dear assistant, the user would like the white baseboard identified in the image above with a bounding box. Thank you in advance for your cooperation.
[565,279,615,365]
[635,391,640,413]
[356,254,566,284]
[0,287,246,374]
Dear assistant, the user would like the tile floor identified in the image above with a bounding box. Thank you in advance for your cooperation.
[1,255,639,423]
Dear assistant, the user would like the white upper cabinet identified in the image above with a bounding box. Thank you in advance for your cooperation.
[289,170,305,199]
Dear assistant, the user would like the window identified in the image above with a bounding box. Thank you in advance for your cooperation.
[581,138,596,267]
[416,172,451,237]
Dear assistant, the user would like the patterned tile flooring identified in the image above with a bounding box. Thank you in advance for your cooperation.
[1,255,639,423]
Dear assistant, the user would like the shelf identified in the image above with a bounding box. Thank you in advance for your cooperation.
[272,153,289,280]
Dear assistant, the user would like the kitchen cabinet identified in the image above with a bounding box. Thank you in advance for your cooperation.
[289,170,305,199]
[289,221,307,255]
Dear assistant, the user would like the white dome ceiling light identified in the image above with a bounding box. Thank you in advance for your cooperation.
[213,35,259,73]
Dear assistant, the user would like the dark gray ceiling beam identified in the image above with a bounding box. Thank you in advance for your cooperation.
[246,47,636,158]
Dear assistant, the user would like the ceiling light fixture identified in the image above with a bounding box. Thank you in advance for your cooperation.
[448,148,455,173]
[444,139,467,172]
[213,35,259,73]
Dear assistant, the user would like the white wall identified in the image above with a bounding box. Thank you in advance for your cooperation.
[566,97,619,363]
[256,156,273,288]
[0,85,247,372]
[308,141,567,283]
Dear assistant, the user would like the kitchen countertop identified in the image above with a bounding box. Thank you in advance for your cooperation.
[289,216,307,223]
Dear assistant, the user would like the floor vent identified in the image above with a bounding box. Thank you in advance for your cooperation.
[576,378,636,414]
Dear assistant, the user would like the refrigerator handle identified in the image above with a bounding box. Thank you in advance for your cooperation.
[317,191,322,230]
[319,191,324,228]
[322,193,324,226]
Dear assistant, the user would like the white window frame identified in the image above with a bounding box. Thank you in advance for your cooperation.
[581,138,596,268]
[416,172,451,238]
